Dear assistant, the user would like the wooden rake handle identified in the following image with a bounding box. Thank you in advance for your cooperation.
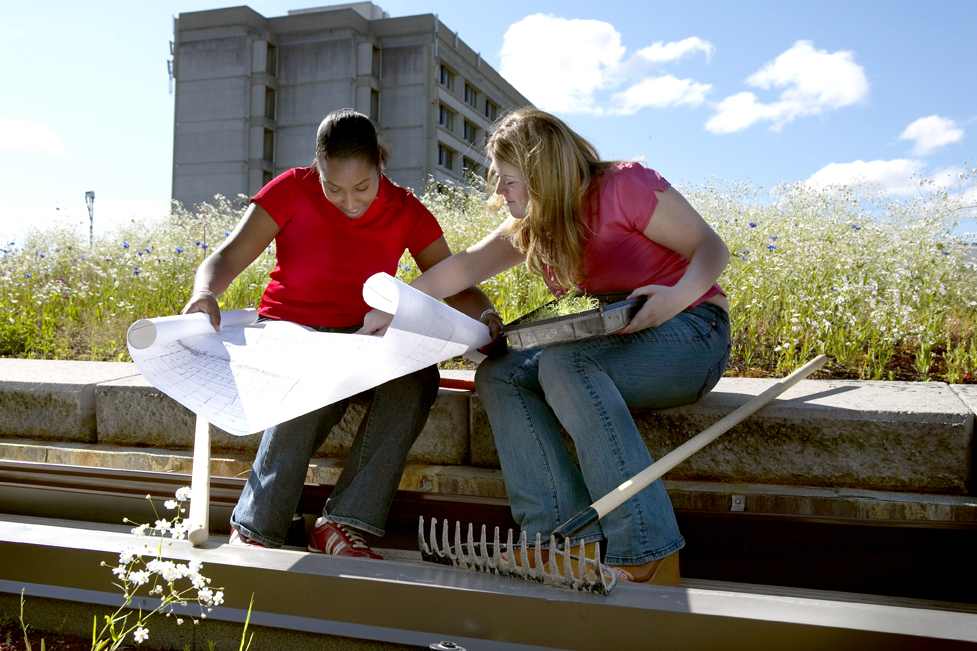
[187,414,211,546]
[553,355,828,542]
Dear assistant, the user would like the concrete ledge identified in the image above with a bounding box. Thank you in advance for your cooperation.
[473,378,975,495]
[3,360,976,496]
[0,360,140,444]
[95,373,471,464]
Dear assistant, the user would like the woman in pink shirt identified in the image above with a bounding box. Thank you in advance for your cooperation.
[363,108,730,585]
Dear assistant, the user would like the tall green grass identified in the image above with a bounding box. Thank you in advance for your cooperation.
[1,170,975,382]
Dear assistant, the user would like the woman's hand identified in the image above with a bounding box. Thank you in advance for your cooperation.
[477,310,505,356]
[181,290,222,332]
[620,284,687,333]
[356,308,394,336]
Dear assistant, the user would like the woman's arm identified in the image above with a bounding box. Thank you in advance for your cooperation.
[412,225,525,299]
[181,202,280,331]
[357,226,525,337]
[624,187,729,333]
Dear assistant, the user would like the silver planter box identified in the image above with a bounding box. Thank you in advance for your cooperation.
[503,294,646,350]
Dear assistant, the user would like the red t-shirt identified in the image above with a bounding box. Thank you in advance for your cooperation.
[550,162,725,308]
[252,167,443,327]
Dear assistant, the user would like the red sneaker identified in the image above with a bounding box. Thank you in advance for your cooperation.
[229,528,267,547]
[307,518,383,559]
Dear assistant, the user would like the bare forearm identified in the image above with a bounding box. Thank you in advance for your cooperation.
[443,286,495,321]
[672,236,729,304]
[192,252,243,298]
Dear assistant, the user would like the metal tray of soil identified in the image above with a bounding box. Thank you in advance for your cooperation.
[503,292,646,349]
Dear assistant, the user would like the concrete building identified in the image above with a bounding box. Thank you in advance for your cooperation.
[171,2,534,208]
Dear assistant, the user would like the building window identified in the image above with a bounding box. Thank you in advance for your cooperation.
[264,87,276,120]
[464,84,477,107]
[462,157,481,178]
[438,145,454,170]
[438,104,454,131]
[370,90,380,122]
[438,64,454,90]
[372,46,381,78]
[263,170,273,186]
[266,44,277,75]
[463,120,477,145]
[485,99,498,121]
[263,129,274,162]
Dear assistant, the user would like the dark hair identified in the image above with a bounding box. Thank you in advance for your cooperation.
[313,109,389,172]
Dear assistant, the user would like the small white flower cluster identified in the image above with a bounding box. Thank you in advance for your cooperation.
[99,487,228,648]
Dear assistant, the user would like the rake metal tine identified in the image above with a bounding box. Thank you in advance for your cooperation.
[533,532,541,579]
[454,520,464,565]
[550,536,568,582]
[518,530,530,579]
[506,528,516,572]
[441,519,453,562]
[429,517,439,556]
[418,516,428,555]
[465,522,475,567]
[479,524,488,566]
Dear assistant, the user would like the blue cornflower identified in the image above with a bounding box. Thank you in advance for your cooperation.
[201,243,208,249]
[942,251,950,255]
[39,253,46,258]
[175,247,184,253]
[851,224,861,230]
[25,273,31,278]
[748,222,757,227]
[145,248,151,253]
[195,241,200,246]
[767,244,776,250]
[769,234,778,241]
[123,241,130,248]
[137,251,143,256]
[224,231,231,237]
[133,267,140,275]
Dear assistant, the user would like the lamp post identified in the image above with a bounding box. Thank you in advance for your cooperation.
[85,191,95,246]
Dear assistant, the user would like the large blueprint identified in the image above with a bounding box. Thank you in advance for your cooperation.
[126,273,490,436]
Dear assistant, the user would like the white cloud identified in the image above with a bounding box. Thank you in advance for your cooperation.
[499,14,712,116]
[634,37,714,64]
[610,75,711,115]
[706,40,869,134]
[0,117,66,155]
[806,159,925,197]
[898,115,964,155]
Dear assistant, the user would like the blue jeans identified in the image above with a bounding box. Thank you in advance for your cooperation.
[474,302,730,566]
[231,322,440,546]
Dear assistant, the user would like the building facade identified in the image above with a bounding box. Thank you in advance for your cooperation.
[171,2,533,207]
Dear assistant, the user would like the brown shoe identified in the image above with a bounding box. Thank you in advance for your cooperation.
[609,551,680,586]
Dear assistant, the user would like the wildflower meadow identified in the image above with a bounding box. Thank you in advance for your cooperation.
[1,167,975,382]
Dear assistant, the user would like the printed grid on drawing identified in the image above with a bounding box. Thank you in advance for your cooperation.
[145,340,297,429]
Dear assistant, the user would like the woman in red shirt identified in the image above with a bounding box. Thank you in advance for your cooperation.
[183,109,498,558]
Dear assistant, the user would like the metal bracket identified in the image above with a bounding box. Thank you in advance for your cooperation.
[730,495,746,512]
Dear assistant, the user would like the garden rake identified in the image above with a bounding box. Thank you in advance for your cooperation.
[419,354,828,595]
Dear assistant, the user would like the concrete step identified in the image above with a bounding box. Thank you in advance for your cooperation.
[4,439,975,527]
[1,359,975,496]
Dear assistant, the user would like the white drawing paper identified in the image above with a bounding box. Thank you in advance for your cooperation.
[127,273,490,436]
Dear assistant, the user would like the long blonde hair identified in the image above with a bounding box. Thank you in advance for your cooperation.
[487,108,613,289]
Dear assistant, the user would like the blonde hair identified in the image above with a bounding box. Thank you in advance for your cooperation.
[487,108,614,289]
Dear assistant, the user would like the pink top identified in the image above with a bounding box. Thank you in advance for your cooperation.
[547,162,725,308]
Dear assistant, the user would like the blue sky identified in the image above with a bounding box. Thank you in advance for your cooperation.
[1,0,974,243]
